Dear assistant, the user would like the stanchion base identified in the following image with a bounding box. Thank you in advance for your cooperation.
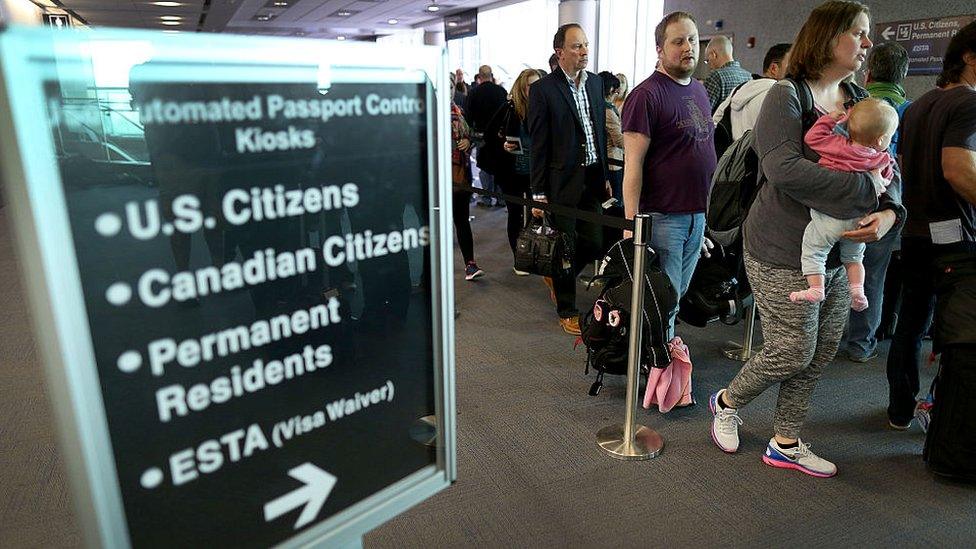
[596,424,664,460]
[409,415,438,447]
[723,342,763,362]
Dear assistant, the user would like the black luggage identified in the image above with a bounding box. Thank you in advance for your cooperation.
[678,243,751,327]
[579,238,677,396]
[514,217,573,278]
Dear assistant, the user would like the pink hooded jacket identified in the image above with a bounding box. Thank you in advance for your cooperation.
[804,112,894,185]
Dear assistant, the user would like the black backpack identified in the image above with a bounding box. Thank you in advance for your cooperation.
[678,243,752,327]
[579,238,677,396]
[706,77,868,248]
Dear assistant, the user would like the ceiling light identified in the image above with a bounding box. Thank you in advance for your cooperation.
[151,1,183,6]
[426,3,440,12]
[447,21,457,27]
[161,21,181,25]
[162,30,181,33]
[336,35,346,41]
[387,18,398,24]
[272,1,288,6]
[159,15,182,20]
[335,10,353,17]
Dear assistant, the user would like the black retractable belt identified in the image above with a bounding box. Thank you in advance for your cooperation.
[456,184,634,231]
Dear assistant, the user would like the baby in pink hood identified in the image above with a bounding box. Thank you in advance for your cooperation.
[790,98,898,311]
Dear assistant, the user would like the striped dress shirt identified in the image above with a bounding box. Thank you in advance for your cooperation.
[562,68,599,166]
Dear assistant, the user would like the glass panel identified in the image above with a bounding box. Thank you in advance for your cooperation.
[598,0,665,87]
[447,0,560,87]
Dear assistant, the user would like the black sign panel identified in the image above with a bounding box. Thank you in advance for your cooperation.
[444,9,478,40]
[874,15,976,75]
[44,65,436,547]
[42,13,72,29]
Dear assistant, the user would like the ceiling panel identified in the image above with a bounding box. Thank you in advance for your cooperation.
[59,0,500,37]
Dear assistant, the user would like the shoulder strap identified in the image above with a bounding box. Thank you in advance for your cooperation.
[482,100,511,138]
[728,80,750,101]
[718,80,749,125]
[786,77,817,155]
[786,77,814,115]
[840,81,869,109]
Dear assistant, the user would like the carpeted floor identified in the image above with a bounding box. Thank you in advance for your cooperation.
[365,204,974,548]
[1,204,972,549]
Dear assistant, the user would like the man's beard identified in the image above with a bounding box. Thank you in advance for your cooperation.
[662,59,695,79]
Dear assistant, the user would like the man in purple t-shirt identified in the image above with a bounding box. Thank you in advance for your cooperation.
[622,11,717,339]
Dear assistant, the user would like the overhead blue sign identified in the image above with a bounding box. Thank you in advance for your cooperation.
[874,14,976,76]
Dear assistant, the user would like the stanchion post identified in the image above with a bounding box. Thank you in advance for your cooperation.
[723,303,761,361]
[596,214,664,460]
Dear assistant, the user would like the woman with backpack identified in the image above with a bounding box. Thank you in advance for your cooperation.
[706,0,905,477]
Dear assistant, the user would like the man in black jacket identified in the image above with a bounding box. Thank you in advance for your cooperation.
[465,65,508,207]
[528,23,608,335]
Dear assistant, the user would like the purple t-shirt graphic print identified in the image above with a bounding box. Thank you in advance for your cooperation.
[621,71,717,214]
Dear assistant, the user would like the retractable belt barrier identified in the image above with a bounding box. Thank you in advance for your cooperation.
[455,184,634,231]
[459,180,664,461]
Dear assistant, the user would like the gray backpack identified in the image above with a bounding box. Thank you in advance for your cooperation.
[705,129,759,247]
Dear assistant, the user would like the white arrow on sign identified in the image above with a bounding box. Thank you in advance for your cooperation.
[263,463,337,530]
[882,26,895,40]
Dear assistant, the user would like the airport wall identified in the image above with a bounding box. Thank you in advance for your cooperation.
[664,0,974,99]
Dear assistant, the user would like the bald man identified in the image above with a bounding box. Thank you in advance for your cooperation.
[703,35,751,113]
[464,63,508,207]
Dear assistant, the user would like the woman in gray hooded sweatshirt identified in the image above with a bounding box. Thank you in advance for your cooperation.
[706,0,905,477]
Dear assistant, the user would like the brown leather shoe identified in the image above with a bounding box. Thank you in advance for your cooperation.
[559,316,581,336]
[543,276,556,304]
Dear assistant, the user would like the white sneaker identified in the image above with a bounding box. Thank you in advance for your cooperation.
[763,438,837,478]
[914,400,933,434]
[513,267,531,276]
[709,389,742,453]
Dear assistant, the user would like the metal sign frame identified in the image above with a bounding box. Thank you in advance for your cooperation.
[0,25,456,548]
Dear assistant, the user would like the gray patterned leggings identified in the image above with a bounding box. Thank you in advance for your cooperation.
[724,251,851,439]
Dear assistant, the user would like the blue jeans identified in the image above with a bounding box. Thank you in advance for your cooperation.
[648,212,705,339]
[843,231,898,358]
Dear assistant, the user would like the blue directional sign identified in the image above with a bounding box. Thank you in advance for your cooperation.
[875,15,976,75]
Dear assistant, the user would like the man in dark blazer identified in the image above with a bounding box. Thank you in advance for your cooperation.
[465,65,509,207]
[528,23,609,335]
